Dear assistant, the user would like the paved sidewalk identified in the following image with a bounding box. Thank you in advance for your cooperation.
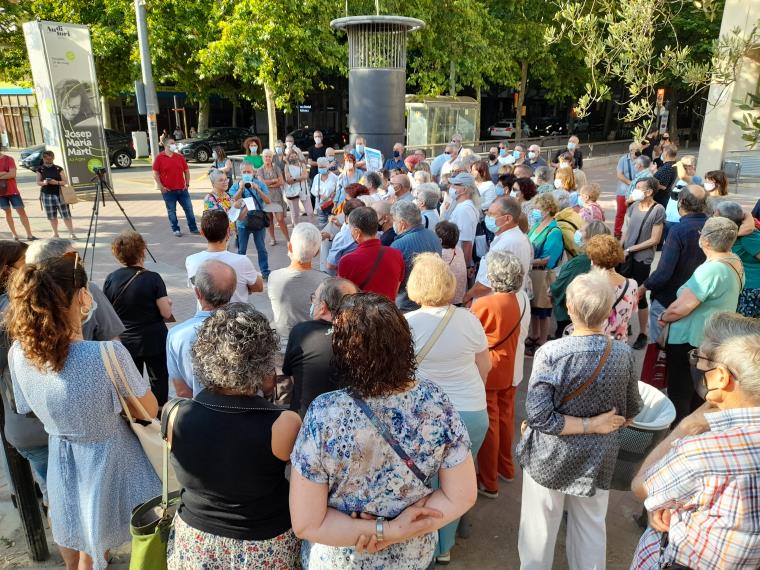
[0,153,756,568]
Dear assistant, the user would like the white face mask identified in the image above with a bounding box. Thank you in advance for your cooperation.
[314,137,322,144]
[558,162,571,169]
[554,178,563,189]
[704,181,715,192]
[630,188,646,202]
[286,141,293,149]
[168,144,178,152]
[81,288,97,325]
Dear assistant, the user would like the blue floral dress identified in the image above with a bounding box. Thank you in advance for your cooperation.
[291,379,470,569]
[9,340,160,570]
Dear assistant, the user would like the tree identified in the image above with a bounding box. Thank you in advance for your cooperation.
[200,0,344,147]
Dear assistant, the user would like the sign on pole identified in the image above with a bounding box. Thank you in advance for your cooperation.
[23,21,110,191]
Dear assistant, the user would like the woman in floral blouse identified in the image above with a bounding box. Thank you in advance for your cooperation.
[203,169,237,239]
[290,292,477,570]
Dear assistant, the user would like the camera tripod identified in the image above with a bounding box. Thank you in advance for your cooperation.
[81,168,156,277]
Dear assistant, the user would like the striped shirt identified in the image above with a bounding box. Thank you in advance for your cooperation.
[631,408,760,570]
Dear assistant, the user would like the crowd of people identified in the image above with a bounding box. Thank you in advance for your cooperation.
[0,128,758,570]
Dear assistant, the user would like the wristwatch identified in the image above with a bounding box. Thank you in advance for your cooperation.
[582,417,590,434]
[376,516,386,541]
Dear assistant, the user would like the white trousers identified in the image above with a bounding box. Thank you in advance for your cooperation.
[518,471,609,570]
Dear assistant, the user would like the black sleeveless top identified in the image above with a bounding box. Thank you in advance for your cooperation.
[170,392,291,540]
[39,164,63,195]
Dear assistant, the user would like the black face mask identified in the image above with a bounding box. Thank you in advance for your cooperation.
[488,153,497,162]
[377,223,384,232]
[634,150,642,157]
[690,363,716,400]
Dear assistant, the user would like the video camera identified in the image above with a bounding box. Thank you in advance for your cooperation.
[93,166,107,175]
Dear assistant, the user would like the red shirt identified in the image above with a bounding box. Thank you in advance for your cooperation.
[338,239,405,301]
[0,155,19,196]
[152,152,189,191]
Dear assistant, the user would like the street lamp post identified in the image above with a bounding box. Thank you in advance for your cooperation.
[134,0,160,161]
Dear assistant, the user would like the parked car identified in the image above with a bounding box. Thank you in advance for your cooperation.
[531,117,567,137]
[287,127,348,150]
[19,129,136,171]
[177,127,252,162]
[486,119,516,139]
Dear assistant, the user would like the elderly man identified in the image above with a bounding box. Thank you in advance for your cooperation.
[526,144,547,169]
[185,210,263,307]
[390,201,442,312]
[440,134,464,178]
[370,200,396,246]
[534,166,554,194]
[464,197,532,304]
[639,185,707,342]
[513,163,533,180]
[25,238,124,341]
[551,135,583,169]
[415,182,441,229]
[615,143,642,238]
[167,259,237,397]
[512,144,526,166]
[631,312,760,570]
[431,143,454,181]
[351,135,368,171]
[325,146,338,172]
[283,277,358,417]
[384,142,407,172]
[390,172,414,202]
[441,171,480,269]
[307,129,327,179]
[268,222,327,348]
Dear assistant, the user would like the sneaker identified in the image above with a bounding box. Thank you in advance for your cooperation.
[173,230,182,237]
[189,229,200,235]
[436,552,451,565]
[633,333,648,350]
[498,473,514,483]
[477,485,499,499]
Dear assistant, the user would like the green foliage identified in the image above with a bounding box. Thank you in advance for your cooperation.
[733,92,760,149]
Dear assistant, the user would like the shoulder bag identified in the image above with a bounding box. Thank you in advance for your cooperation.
[128,397,184,570]
[619,205,655,277]
[284,164,303,199]
[100,342,179,492]
[561,336,613,404]
[349,390,431,487]
[60,184,79,205]
[415,305,455,365]
[490,297,526,351]
[358,246,387,290]
[529,224,562,308]
[244,186,269,231]
[110,269,176,323]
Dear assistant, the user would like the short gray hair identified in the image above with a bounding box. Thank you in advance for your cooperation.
[195,259,236,308]
[289,222,321,263]
[492,196,521,221]
[416,183,440,210]
[486,251,524,293]
[391,200,422,226]
[566,269,615,329]
[583,220,611,240]
[702,312,760,398]
[25,238,73,264]
[534,165,553,183]
[192,303,279,393]
[552,189,571,211]
[316,156,329,168]
[317,277,358,313]
[208,169,227,185]
[700,216,737,253]
[714,200,744,228]
[635,155,652,170]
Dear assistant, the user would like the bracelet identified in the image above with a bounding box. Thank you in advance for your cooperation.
[375,517,386,541]
[582,417,590,434]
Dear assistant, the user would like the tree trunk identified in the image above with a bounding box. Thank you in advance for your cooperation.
[101,96,112,129]
[449,61,456,96]
[264,82,278,149]
[603,96,614,139]
[475,85,481,142]
[515,60,528,142]
[231,104,237,127]
[197,97,209,132]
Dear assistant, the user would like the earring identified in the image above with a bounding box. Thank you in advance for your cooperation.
[80,305,91,317]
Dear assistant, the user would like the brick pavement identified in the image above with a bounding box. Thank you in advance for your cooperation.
[0,151,757,568]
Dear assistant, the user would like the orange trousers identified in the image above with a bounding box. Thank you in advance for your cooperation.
[477,385,518,492]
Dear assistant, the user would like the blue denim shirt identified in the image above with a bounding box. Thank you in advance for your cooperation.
[166,310,211,396]
[391,225,442,312]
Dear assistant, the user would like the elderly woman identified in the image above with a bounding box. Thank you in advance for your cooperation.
[549,221,610,337]
[259,148,289,245]
[578,183,605,222]
[441,172,481,269]
[283,143,312,224]
[166,304,302,569]
[242,135,264,168]
[267,222,327,350]
[290,293,477,569]
[715,200,760,317]
[631,312,760,570]
[103,230,173,406]
[403,253,489,562]
[516,271,643,570]
[231,162,271,278]
[209,146,233,189]
[661,216,744,423]
[415,183,441,230]
[534,166,554,195]
[553,189,584,259]
[527,193,565,355]
[311,156,339,228]
[471,251,527,498]
[203,169,236,244]
[8,254,160,570]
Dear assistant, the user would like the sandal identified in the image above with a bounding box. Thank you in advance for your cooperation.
[525,337,538,348]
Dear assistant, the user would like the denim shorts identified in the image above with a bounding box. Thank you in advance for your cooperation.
[0,194,24,209]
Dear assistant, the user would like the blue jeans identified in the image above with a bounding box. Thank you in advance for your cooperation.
[236,222,269,277]
[434,408,489,556]
[649,299,666,343]
[16,445,48,503]
[162,189,197,233]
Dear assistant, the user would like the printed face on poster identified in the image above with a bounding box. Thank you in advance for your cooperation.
[23,21,110,190]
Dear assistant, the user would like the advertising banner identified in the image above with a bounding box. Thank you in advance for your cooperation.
[23,21,110,190]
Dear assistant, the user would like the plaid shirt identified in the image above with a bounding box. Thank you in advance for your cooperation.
[631,408,760,570]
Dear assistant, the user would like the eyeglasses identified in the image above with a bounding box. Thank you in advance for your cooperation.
[688,348,736,378]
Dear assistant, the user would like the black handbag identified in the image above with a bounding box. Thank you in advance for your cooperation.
[619,205,655,277]
[243,187,269,231]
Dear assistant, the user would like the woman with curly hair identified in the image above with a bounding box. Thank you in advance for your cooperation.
[6,253,160,570]
[290,292,477,570]
[166,303,303,569]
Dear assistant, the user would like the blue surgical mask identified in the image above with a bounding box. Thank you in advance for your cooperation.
[567,142,577,151]
[318,168,328,175]
[485,215,499,233]
[573,229,584,247]
[499,149,507,157]
[578,195,586,208]
[309,303,315,319]
[241,173,253,183]
[512,150,521,159]
[356,144,365,154]
[495,185,505,197]
[528,151,537,160]
[249,145,258,153]
[275,146,283,154]
[529,209,543,226]
[448,187,458,200]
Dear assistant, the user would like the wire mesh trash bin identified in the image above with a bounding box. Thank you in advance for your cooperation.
[610,382,676,491]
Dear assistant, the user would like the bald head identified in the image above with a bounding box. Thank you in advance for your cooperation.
[390,173,411,196]
[678,184,707,215]
[372,200,391,217]
[514,164,533,178]
[194,259,236,309]
[314,277,358,321]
